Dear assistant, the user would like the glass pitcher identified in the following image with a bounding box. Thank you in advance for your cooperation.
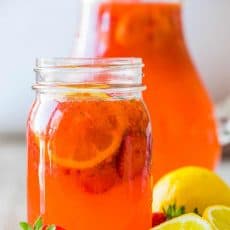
[73,0,220,181]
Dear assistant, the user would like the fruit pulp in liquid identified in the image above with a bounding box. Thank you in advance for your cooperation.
[27,98,152,230]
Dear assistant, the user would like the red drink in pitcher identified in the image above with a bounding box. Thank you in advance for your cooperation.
[74,0,220,181]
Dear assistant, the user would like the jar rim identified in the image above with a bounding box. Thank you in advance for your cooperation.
[34,57,145,95]
[35,57,143,71]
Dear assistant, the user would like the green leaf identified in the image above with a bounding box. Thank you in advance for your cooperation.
[164,204,186,219]
[19,222,33,230]
[46,225,56,230]
[33,216,43,230]
[176,206,185,216]
[19,216,59,230]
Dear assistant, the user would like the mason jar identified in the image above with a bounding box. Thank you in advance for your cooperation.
[27,58,152,230]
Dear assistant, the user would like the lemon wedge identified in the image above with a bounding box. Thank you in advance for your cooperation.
[152,214,212,230]
[203,205,230,230]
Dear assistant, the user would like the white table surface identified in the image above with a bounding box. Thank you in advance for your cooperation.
[0,141,229,230]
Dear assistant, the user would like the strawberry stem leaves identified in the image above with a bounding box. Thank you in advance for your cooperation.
[19,222,33,230]
[46,225,56,230]
[163,204,185,220]
[33,217,43,230]
[163,204,200,220]
[19,216,60,230]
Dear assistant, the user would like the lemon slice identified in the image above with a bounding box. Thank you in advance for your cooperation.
[47,101,126,169]
[203,205,230,230]
[152,214,212,230]
[65,92,110,100]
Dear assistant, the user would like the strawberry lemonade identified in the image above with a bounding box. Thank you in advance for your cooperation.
[27,58,152,230]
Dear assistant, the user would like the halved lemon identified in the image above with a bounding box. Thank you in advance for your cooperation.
[47,101,126,169]
[152,214,212,230]
[203,205,230,230]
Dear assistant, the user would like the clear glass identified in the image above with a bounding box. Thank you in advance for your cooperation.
[27,58,152,230]
[73,0,221,182]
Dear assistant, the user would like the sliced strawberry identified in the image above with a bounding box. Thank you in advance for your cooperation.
[117,134,148,180]
[152,212,167,227]
[79,159,118,194]
[121,100,149,133]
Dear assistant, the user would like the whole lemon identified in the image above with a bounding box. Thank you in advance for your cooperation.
[152,166,230,215]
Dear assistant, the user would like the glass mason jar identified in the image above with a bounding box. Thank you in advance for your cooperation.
[73,0,220,181]
[27,58,152,230]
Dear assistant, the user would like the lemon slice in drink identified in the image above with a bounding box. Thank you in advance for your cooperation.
[48,101,126,170]
[203,205,230,230]
[65,92,110,100]
[152,214,212,230]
